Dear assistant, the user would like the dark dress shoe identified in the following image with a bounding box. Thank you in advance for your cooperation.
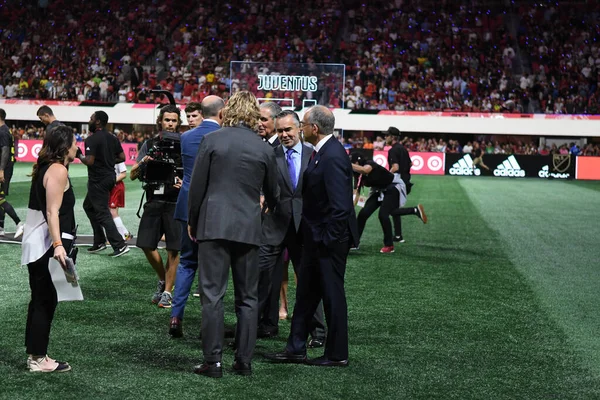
[232,360,252,376]
[307,338,324,348]
[193,362,223,378]
[264,351,306,364]
[169,317,183,338]
[257,327,278,338]
[306,356,349,367]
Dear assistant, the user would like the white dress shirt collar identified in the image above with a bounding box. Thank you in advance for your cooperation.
[268,134,278,144]
[314,134,333,153]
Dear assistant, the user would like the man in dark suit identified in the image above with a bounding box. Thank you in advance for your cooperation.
[266,105,358,367]
[258,102,282,148]
[188,91,279,378]
[169,96,224,338]
[257,110,326,345]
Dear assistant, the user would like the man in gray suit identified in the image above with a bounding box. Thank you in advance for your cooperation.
[258,110,326,346]
[188,91,279,378]
[258,102,281,147]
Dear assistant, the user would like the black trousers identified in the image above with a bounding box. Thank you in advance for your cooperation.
[357,187,417,246]
[0,163,19,229]
[257,223,326,339]
[357,187,400,247]
[197,240,259,364]
[83,176,125,250]
[287,235,350,361]
[25,248,57,356]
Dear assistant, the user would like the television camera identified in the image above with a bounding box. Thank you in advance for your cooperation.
[138,131,183,187]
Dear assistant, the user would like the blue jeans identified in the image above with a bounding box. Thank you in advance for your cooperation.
[171,221,198,320]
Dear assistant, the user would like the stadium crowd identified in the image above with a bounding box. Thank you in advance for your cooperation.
[1,1,598,115]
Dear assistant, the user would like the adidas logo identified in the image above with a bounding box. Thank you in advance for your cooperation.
[448,154,481,176]
[493,155,525,177]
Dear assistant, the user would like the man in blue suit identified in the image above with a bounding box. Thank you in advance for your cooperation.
[266,105,358,367]
[169,96,225,337]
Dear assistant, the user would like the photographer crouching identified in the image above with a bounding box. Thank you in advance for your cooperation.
[130,105,183,308]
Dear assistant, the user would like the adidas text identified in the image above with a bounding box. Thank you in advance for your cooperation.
[448,154,481,176]
[493,155,525,178]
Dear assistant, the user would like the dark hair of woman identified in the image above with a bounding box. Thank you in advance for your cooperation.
[31,126,75,180]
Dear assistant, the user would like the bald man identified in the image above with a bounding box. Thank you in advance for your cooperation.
[169,96,226,337]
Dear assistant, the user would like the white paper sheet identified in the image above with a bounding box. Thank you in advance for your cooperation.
[48,258,84,302]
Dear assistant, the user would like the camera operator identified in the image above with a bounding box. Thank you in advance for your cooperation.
[130,105,183,308]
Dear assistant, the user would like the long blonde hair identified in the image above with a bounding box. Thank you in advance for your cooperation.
[221,91,261,131]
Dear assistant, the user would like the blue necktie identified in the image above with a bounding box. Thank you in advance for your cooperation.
[286,148,297,190]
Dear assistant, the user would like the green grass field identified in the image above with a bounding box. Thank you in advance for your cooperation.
[1,163,600,399]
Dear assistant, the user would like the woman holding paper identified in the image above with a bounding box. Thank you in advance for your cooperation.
[21,126,79,373]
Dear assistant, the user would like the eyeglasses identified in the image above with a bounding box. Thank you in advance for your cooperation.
[299,122,314,130]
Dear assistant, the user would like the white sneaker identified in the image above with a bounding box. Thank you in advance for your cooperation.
[29,356,71,373]
[27,354,60,368]
[14,221,25,239]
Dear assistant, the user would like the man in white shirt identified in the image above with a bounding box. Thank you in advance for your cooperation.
[462,142,473,154]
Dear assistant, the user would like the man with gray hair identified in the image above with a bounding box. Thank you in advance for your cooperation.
[258,102,282,147]
[266,105,358,367]
[258,110,326,345]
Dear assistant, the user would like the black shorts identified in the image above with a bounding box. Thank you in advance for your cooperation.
[0,163,13,197]
[136,201,181,251]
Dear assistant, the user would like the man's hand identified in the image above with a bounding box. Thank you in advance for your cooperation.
[187,225,196,242]
[173,176,182,189]
[0,170,4,183]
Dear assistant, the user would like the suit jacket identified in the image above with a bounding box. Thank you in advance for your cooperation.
[302,137,359,248]
[188,125,279,246]
[174,120,220,222]
[261,143,312,246]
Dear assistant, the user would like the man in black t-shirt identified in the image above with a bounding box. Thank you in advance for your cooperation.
[77,111,129,257]
[472,141,490,171]
[0,108,23,238]
[351,152,426,254]
[386,127,412,192]
[36,105,65,138]
[386,127,415,243]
